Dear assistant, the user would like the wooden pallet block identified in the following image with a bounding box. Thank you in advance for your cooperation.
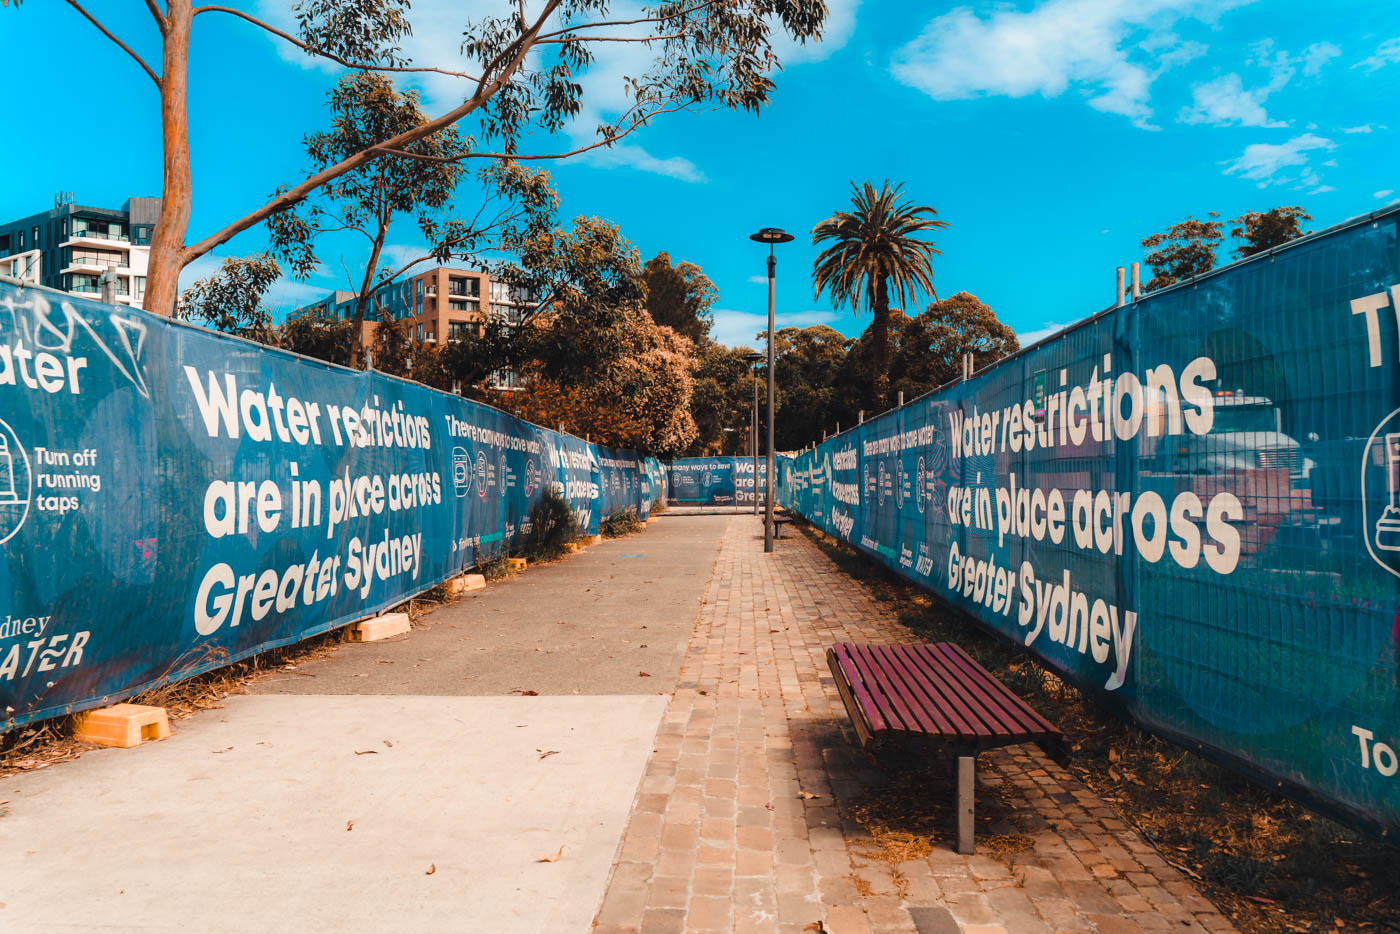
[74,703,170,748]
[347,612,411,642]
[448,573,487,594]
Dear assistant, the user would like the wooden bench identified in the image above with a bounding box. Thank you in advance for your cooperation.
[826,641,1067,854]
[770,515,793,537]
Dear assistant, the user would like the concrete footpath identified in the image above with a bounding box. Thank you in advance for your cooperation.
[0,515,727,934]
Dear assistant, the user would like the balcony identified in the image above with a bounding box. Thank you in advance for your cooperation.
[61,258,128,276]
[61,232,131,250]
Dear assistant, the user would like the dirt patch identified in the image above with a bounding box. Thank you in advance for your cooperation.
[797,521,1400,934]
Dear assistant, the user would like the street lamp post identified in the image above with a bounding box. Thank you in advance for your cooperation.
[749,227,794,553]
[743,351,763,515]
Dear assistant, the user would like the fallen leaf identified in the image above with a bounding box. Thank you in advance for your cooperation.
[425,864,436,875]
[538,749,560,760]
[346,820,354,831]
[638,671,651,678]
[353,750,379,755]
[799,792,822,800]
[212,747,233,754]
[765,802,775,810]
[514,690,539,696]
[383,740,393,748]
[538,845,565,863]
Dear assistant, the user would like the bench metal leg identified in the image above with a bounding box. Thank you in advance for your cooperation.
[956,754,976,855]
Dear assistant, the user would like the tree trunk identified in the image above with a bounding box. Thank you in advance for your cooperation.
[351,224,389,367]
[144,0,192,317]
[870,277,891,412]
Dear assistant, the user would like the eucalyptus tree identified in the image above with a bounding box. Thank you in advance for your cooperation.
[31,0,828,316]
[811,180,946,411]
[1229,206,1311,258]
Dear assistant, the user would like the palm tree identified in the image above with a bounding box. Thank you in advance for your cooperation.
[811,181,946,411]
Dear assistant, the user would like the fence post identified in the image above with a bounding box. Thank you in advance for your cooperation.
[858,410,864,424]
[1130,262,1141,300]
[897,390,904,407]
[1116,266,1126,307]
[99,268,117,304]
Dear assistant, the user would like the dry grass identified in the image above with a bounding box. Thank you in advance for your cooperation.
[797,521,1400,934]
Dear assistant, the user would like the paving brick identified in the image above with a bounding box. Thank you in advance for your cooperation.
[592,517,1239,934]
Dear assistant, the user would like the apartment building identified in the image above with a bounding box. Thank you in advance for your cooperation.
[290,264,535,388]
[0,193,160,310]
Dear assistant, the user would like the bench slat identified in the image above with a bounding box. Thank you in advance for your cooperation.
[858,644,957,736]
[931,643,1059,736]
[870,643,986,738]
[827,641,1063,756]
[907,643,1044,738]
[829,646,889,736]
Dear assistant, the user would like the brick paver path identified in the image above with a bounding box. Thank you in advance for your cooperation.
[593,516,1237,934]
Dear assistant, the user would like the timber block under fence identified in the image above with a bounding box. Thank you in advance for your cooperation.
[74,703,170,748]
[578,535,600,546]
[449,574,487,595]
[564,542,580,553]
[507,558,527,571]
[347,612,411,642]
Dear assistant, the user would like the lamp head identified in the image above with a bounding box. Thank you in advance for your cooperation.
[749,227,795,244]
[743,351,764,365]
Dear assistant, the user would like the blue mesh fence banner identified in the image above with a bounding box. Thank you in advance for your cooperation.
[776,207,1400,838]
[0,281,662,729]
[665,457,768,506]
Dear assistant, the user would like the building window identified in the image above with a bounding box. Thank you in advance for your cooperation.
[447,321,472,342]
[448,299,469,311]
[133,276,146,299]
[17,232,24,249]
[70,249,124,269]
[448,276,477,297]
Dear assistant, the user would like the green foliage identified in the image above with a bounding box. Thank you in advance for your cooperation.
[770,325,852,451]
[893,292,1019,399]
[178,254,282,344]
[281,313,356,367]
[601,508,643,539]
[474,552,511,581]
[642,252,717,344]
[812,181,947,411]
[687,343,761,455]
[1140,213,1224,291]
[442,216,644,391]
[1230,206,1311,258]
[525,488,579,559]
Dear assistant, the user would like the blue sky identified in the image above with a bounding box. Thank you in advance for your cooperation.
[3,1,1398,348]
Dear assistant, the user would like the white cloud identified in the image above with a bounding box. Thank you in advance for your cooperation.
[581,144,706,183]
[1179,39,1337,128]
[1220,133,1335,187]
[1343,124,1373,133]
[1322,158,1339,166]
[1310,185,1336,194]
[1302,41,1342,76]
[709,308,839,348]
[888,0,1242,130]
[747,275,771,285]
[1353,37,1400,73]
[770,0,860,65]
[1377,189,1396,200]
[1018,321,1075,346]
[1179,73,1286,127]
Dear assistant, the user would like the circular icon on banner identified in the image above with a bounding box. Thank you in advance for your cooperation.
[524,458,539,497]
[915,456,927,514]
[452,446,472,498]
[1363,408,1400,577]
[500,453,508,499]
[877,462,886,507]
[0,419,32,545]
[475,451,489,500]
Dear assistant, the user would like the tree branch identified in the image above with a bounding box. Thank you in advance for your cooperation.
[371,102,692,165]
[537,33,684,44]
[65,0,160,86]
[180,0,564,267]
[191,5,481,81]
[145,0,167,34]
[534,1,719,40]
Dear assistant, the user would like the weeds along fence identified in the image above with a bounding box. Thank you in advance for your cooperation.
[0,277,665,731]
[776,204,1400,841]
